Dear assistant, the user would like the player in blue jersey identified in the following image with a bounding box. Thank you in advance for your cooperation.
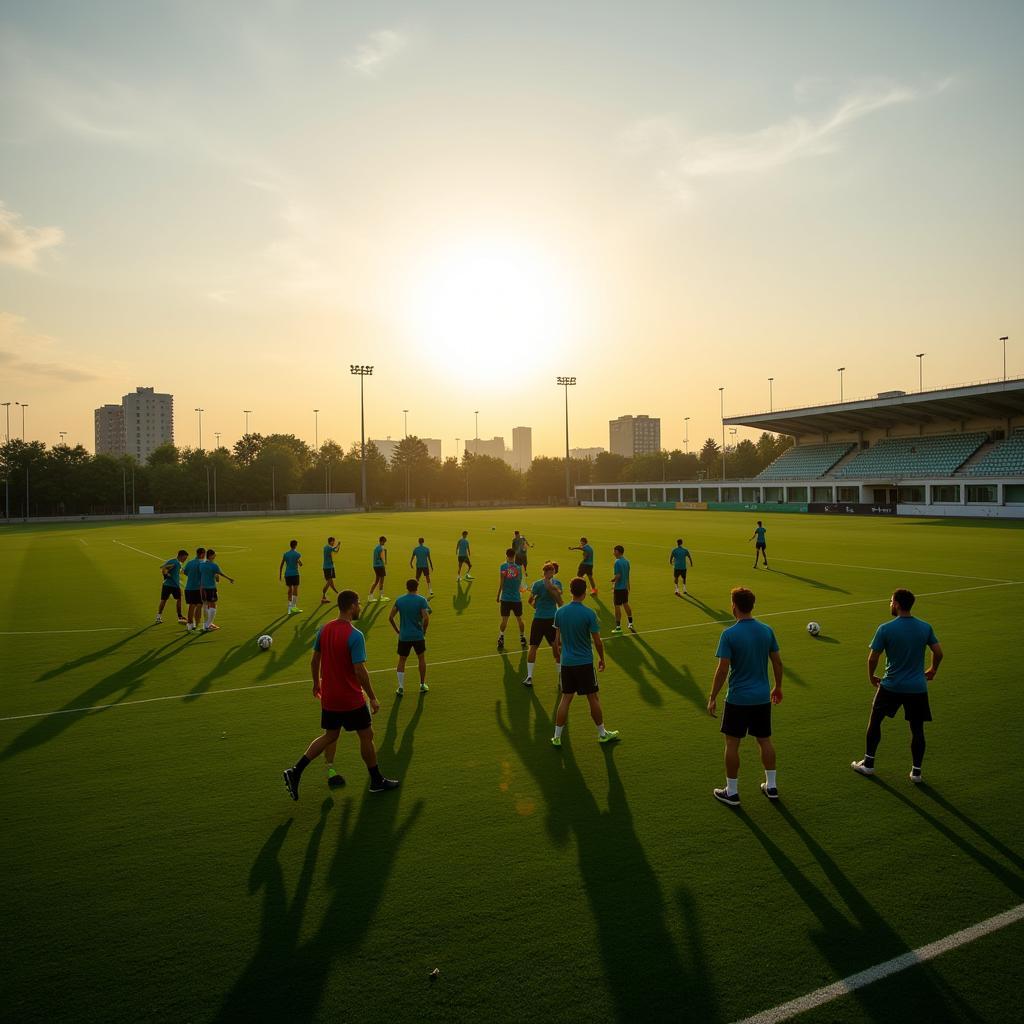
[749,521,769,569]
[551,578,618,746]
[707,587,783,805]
[524,561,563,686]
[155,549,189,624]
[610,545,634,634]
[670,539,693,597]
[199,548,235,633]
[568,537,597,596]
[367,536,389,603]
[388,578,432,695]
[182,547,206,632]
[320,536,341,604]
[410,537,434,597]
[496,548,527,651]
[456,531,474,581]
[852,589,943,784]
[278,539,303,615]
[512,530,533,579]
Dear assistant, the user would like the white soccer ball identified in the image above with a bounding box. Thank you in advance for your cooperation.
[806,621,820,636]
[257,634,273,650]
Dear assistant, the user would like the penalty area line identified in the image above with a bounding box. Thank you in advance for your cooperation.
[112,539,163,561]
[733,903,1024,1024]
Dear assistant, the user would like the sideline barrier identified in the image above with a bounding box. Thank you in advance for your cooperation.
[707,501,807,513]
[808,502,896,516]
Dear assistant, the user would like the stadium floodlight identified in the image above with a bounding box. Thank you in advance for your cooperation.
[350,366,374,510]
[313,409,319,451]
[837,367,845,402]
[768,378,774,412]
[2,402,10,443]
[916,353,925,392]
[718,388,725,480]
[194,408,204,450]
[16,402,28,440]
[1001,337,1009,381]
[243,409,252,435]
[59,432,67,444]
[684,416,690,454]
[557,378,577,501]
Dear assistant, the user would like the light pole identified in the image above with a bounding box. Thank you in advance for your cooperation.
[59,431,67,445]
[16,402,27,439]
[837,367,845,402]
[1,402,10,442]
[684,416,690,455]
[214,431,221,449]
[195,407,204,449]
[768,377,774,412]
[718,387,725,481]
[350,365,373,510]
[402,409,410,506]
[243,409,252,435]
[916,352,925,392]
[1001,336,1009,380]
[313,409,319,451]
[403,409,409,437]
[557,377,576,502]
[474,411,479,455]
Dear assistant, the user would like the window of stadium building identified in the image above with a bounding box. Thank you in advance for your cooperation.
[898,485,925,504]
[837,486,859,501]
[967,485,998,504]
[931,485,960,503]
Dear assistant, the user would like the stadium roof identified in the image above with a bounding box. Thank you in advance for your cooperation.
[725,377,1024,436]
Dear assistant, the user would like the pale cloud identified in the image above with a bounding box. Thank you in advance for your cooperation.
[0,201,64,269]
[0,313,97,381]
[347,29,407,77]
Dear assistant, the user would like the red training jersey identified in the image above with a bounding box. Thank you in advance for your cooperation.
[314,619,368,712]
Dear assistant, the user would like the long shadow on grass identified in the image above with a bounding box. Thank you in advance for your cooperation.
[1,635,193,761]
[217,698,426,1021]
[452,578,472,615]
[495,666,719,1022]
[33,626,154,683]
[682,594,732,623]
[918,786,1024,873]
[739,804,975,1021]
[602,634,663,707]
[185,615,288,700]
[255,607,338,681]
[633,634,708,712]
[768,568,850,593]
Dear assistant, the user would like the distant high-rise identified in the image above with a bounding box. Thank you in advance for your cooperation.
[609,415,661,457]
[422,438,442,461]
[511,427,532,471]
[94,404,125,457]
[570,446,606,461]
[122,387,174,462]
[370,438,399,463]
[472,436,507,460]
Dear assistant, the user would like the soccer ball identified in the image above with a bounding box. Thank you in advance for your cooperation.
[491,526,495,531]
[806,622,820,636]
[257,634,273,650]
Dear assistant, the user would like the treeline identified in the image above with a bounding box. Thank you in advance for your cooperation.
[0,431,792,517]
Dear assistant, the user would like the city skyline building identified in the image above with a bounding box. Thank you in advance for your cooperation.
[609,414,661,457]
[511,426,532,471]
[570,446,606,461]
[122,387,174,462]
[93,404,125,457]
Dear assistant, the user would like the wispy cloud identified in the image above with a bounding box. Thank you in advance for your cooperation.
[347,29,407,77]
[0,201,64,269]
[0,313,97,381]
[626,79,951,201]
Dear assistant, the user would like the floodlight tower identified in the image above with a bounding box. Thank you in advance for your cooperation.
[1001,336,1009,380]
[350,365,373,510]
[557,377,576,501]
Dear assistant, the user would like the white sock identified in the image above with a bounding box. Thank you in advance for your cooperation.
[765,770,777,788]
[396,671,405,688]
[597,723,607,737]
[209,607,217,625]
[526,662,534,679]
[554,724,564,739]
[674,587,679,594]
[499,631,504,639]
[726,777,738,796]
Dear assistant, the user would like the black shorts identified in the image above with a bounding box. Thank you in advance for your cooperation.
[374,566,386,579]
[500,600,523,617]
[184,588,202,606]
[872,685,933,723]
[530,618,556,647]
[415,566,430,578]
[673,568,687,581]
[321,704,372,732]
[200,587,218,604]
[397,638,426,657]
[323,568,336,580]
[285,575,300,587]
[577,562,594,577]
[721,701,772,739]
[613,588,629,606]
[755,542,767,550]
[560,663,599,695]
[458,557,471,567]
[514,554,527,567]
[161,584,181,600]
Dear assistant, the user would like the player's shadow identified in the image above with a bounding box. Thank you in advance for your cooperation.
[918,786,1024,873]
[494,677,719,1022]
[591,594,614,629]
[768,568,850,593]
[352,599,386,638]
[632,634,707,712]
[602,638,664,708]
[2,636,191,761]
[683,594,732,622]
[187,615,287,699]
[452,579,472,615]
[781,665,809,689]
[739,804,974,1021]
[33,626,153,683]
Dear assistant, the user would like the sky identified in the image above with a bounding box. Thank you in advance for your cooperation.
[1,0,1022,457]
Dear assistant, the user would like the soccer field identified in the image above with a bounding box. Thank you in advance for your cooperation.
[1,509,1022,1023]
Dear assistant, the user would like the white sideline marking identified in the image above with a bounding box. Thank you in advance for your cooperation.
[734,903,1024,1024]
[0,579,1019,725]
[112,539,162,560]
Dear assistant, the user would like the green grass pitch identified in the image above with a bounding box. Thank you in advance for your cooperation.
[1,509,1022,1023]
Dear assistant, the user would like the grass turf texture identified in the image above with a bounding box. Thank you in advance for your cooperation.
[1,509,1022,1024]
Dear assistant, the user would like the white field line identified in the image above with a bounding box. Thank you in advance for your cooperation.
[734,903,1024,1024]
[77,537,88,546]
[0,580,1019,725]
[112,539,163,560]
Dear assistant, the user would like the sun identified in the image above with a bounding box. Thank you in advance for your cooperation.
[403,237,579,375]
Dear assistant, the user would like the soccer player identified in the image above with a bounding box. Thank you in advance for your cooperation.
[750,520,769,569]
[550,577,618,747]
[182,546,206,632]
[512,529,533,579]
[496,547,527,651]
[670,539,693,597]
[198,548,235,633]
[156,549,189,624]
[388,578,431,695]
[456,530,474,581]
[279,539,302,615]
[368,536,389,603]
[410,537,434,596]
[852,589,943,784]
[568,537,597,596]
[610,545,634,634]
[707,587,783,806]
[282,590,398,799]
[320,536,341,604]
[525,560,563,686]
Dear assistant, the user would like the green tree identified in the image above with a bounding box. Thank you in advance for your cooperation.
[699,438,721,477]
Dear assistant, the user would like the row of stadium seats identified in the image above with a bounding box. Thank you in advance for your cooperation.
[965,428,1024,476]
[836,432,987,478]
[755,442,854,480]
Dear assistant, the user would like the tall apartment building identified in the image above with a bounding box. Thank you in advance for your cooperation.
[511,426,532,471]
[570,446,606,461]
[471,436,508,460]
[372,437,443,463]
[94,404,126,457]
[609,415,661,457]
[422,438,442,461]
[122,387,174,462]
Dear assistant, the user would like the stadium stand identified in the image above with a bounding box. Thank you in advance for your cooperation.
[966,428,1024,476]
[756,442,854,480]
[836,431,987,478]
